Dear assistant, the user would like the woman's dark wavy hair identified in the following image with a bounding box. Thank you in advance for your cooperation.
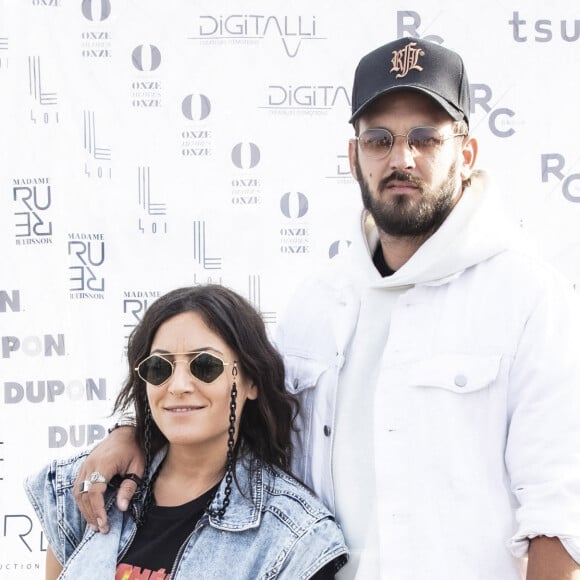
[113,284,299,472]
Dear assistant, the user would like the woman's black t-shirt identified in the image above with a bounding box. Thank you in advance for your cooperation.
[116,485,343,579]
[117,485,217,577]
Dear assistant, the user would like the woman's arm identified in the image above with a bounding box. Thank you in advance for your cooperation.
[46,545,63,580]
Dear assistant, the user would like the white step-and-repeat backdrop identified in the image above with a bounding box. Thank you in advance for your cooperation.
[1,1,579,576]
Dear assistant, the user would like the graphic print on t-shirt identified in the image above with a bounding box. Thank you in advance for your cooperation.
[116,562,169,579]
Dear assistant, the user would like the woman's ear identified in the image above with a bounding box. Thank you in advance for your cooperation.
[246,382,258,401]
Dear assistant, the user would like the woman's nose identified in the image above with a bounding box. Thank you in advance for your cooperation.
[167,360,195,394]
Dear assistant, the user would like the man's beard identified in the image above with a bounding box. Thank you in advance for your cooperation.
[355,157,460,238]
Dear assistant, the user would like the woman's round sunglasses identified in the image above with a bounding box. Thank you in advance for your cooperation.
[135,351,236,387]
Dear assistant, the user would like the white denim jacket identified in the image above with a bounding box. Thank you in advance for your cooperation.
[275,172,580,579]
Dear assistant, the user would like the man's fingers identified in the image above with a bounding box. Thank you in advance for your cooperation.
[71,425,144,530]
[117,477,140,512]
[76,480,108,532]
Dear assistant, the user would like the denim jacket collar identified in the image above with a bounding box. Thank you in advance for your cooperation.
[144,446,265,532]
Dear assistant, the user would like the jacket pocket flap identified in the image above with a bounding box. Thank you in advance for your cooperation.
[283,354,330,394]
[405,353,502,394]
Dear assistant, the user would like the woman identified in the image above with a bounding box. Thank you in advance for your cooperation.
[25,285,348,579]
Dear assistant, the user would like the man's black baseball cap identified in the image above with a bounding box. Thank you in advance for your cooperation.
[349,37,470,127]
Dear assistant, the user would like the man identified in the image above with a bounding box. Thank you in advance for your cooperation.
[74,38,580,579]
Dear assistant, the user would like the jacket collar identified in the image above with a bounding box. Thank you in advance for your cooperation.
[147,447,266,532]
[207,454,266,531]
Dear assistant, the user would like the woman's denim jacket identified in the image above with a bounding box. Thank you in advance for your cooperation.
[25,447,348,579]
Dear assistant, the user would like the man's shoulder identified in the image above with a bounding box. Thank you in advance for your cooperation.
[482,245,575,293]
[284,251,360,310]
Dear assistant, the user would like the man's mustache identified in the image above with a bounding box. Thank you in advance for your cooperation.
[379,171,423,191]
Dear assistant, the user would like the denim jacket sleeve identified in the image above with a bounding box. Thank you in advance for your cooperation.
[24,451,91,566]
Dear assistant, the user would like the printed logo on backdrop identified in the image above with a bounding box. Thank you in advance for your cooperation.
[0,513,44,573]
[248,275,276,325]
[325,154,354,185]
[541,154,580,203]
[262,84,350,117]
[280,192,310,254]
[193,221,222,269]
[122,289,161,342]
[27,56,59,125]
[2,332,64,360]
[49,423,107,448]
[0,35,8,71]
[12,177,53,245]
[81,0,111,21]
[396,11,518,138]
[131,45,163,108]
[80,0,112,58]
[0,290,21,313]
[68,232,106,299]
[180,93,213,159]
[4,377,105,405]
[188,14,324,58]
[32,0,60,8]
[329,240,352,259]
[231,142,262,206]
[137,166,168,235]
[181,95,213,157]
[509,11,580,43]
[83,110,112,180]
[192,273,224,287]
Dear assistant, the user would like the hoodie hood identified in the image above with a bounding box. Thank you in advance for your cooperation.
[346,171,523,288]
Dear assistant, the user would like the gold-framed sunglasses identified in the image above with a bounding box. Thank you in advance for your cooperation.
[135,351,236,386]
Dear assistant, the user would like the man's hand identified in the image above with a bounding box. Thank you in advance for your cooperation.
[73,426,144,534]
[527,536,580,580]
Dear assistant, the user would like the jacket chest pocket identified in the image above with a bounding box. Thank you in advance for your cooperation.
[402,352,503,394]
[377,352,508,485]
[283,354,331,394]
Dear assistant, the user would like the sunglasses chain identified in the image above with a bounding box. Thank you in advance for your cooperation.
[206,364,238,518]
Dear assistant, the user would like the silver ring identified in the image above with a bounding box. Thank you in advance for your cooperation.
[79,480,92,494]
[89,471,108,484]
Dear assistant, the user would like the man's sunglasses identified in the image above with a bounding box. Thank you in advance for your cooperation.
[354,126,467,159]
[135,351,236,386]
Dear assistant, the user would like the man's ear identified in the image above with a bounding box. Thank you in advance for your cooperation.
[460,136,478,182]
[348,138,360,181]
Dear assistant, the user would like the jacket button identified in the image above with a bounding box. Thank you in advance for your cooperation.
[454,374,468,387]
[323,425,331,436]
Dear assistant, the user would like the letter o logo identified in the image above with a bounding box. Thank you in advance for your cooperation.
[182,94,211,121]
[231,143,260,169]
[81,0,111,21]
[328,240,352,258]
[280,192,309,218]
[132,44,162,72]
